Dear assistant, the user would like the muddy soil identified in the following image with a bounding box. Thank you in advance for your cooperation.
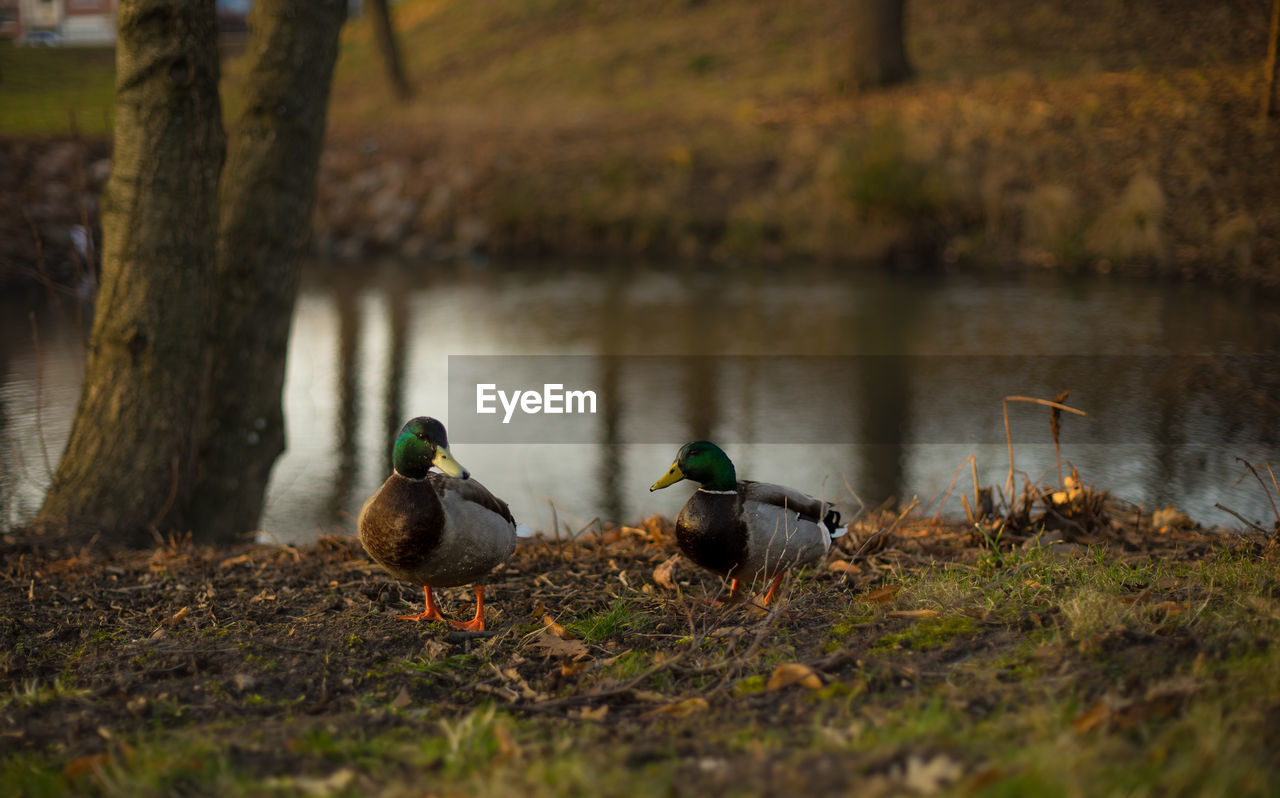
[0,513,1271,795]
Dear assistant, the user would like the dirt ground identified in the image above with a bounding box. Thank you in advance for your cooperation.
[4,503,1277,796]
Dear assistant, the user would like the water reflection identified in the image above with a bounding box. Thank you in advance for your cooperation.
[328,278,362,523]
[595,269,626,525]
[2,261,1278,543]
[381,271,410,462]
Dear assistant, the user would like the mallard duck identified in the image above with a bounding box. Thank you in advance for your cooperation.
[650,441,844,605]
[358,417,519,631]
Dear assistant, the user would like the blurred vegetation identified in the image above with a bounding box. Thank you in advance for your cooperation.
[315,0,1280,279]
[0,42,114,135]
[5,0,1279,281]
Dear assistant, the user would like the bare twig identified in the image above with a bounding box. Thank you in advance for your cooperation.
[971,456,981,514]
[1214,503,1269,535]
[839,472,868,522]
[931,454,975,522]
[1051,389,1070,487]
[840,498,916,584]
[1234,458,1279,523]
[1003,395,1088,498]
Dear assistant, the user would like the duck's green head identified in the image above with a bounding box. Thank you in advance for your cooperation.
[650,441,736,492]
[393,417,470,480]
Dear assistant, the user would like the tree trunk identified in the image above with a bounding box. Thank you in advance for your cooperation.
[848,0,911,90]
[38,0,224,536]
[367,0,412,100]
[184,0,346,539]
[1263,0,1280,119]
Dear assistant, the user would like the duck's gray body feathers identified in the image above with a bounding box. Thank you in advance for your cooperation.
[675,480,836,584]
[358,472,517,589]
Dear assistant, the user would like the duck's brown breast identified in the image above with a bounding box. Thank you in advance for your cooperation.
[357,474,445,574]
[675,489,750,578]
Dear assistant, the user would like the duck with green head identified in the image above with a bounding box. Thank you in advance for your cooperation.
[650,441,844,605]
[358,417,521,631]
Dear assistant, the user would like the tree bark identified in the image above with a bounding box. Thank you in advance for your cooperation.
[38,0,224,535]
[184,0,347,539]
[1263,0,1280,119]
[848,0,911,91]
[367,0,412,100]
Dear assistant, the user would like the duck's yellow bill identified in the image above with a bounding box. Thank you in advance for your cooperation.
[432,446,470,479]
[650,461,685,491]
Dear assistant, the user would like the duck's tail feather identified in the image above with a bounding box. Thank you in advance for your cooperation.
[824,508,846,538]
[515,524,535,539]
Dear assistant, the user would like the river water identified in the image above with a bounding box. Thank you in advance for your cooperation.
[2,260,1277,543]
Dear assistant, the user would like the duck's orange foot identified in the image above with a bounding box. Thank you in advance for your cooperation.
[449,615,486,632]
[760,574,785,606]
[397,610,448,622]
[448,585,487,631]
[709,578,752,606]
[397,586,449,623]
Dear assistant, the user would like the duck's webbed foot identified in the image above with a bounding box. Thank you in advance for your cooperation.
[448,585,487,631]
[397,585,450,623]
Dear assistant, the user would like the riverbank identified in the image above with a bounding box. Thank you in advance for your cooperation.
[3,506,1277,796]
[4,0,1279,288]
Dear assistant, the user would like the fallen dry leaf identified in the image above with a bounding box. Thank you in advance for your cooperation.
[1069,681,1196,734]
[964,767,1004,793]
[494,724,522,762]
[640,514,673,541]
[475,683,521,703]
[531,630,589,659]
[766,663,823,691]
[263,768,356,796]
[899,752,965,794]
[645,697,710,718]
[862,585,902,604]
[62,753,111,781]
[744,602,771,620]
[652,554,680,590]
[499,667,547,701]
[886,609,939,620]
[1142,675,1199,707]
[827,559,860,574]
[575,704,609,722]
[1071,699,1111,734]
[560,661,590,677]
[390,687,412,709]
[542,614,576,640]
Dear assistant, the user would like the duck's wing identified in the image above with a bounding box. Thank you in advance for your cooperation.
[740,480,826,523]
[429,473,515,525]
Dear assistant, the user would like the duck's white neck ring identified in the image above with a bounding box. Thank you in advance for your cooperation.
[697,488,738,495]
